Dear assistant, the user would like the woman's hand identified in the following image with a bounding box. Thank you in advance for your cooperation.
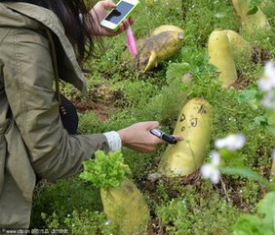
[117,121,183,153]
[89,0,134,37]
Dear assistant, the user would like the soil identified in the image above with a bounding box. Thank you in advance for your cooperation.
[71,84,119,121]
[74,98,114,121]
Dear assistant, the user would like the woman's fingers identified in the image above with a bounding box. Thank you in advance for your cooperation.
[101,0,116,9]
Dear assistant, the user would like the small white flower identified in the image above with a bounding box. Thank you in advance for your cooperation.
[215,133,246,151]
[258,61,275,92]
[211,150,221,165]
[265,61,275,81]
[182,199,187,208]
[261,91,275,109]
[105,220,111,225]
[215,12,225,18]
[200,151,221,184]
[258,77,275,92]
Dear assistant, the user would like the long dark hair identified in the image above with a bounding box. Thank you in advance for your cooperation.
[1,0,96,63]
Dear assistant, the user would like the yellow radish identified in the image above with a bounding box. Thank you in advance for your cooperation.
[158,98,213,177]
[271,160,275,176]
[152,25,184,36]
[137,30,184,72]
[260,0,268,9]
[232,0,271,34]
[208,30,238,89]
[100,178,150,234]
[224,30,252,60]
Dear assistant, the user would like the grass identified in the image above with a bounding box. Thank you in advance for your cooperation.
[31,0,275,234]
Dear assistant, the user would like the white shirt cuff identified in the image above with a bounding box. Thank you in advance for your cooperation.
[103,131,122,151]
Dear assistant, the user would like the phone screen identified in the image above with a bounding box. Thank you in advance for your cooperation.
[105,1,135,24]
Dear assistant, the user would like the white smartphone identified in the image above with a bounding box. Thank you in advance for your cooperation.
[100,0,140,31]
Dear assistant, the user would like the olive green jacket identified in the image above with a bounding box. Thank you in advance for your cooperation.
[0,2,109,228]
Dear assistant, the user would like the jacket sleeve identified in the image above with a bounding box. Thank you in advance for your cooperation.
[2,28,110,180]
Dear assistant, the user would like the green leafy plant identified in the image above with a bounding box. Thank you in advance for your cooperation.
[79,150,131,189]
[156,188,240,235]
[31,177,105,231]
[221,166,271,187]
[247,0,262,15]
[233,191,275,235]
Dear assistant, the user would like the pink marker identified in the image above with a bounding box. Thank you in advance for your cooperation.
[126,25,138,57]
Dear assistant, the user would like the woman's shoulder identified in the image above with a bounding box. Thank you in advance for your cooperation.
[0,2,87,93]
[1,2,64,34]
